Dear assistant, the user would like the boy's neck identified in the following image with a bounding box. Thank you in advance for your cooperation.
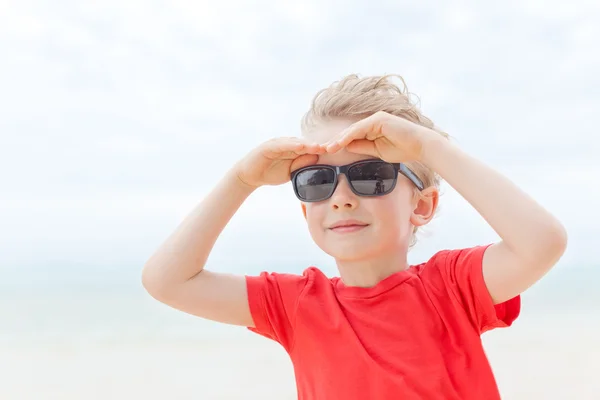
[335,251,409,288]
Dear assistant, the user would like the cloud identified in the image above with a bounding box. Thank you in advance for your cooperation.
[0,0,598,283]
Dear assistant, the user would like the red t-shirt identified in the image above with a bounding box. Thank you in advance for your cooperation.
[245,246,521,399]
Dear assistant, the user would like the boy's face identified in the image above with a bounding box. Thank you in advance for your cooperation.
[301,119,430,262]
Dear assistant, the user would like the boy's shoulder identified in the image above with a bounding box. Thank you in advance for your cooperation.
[246,265,335,297]
[412,245,492,268]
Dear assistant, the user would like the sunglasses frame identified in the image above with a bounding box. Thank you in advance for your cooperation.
[290,159,425,203]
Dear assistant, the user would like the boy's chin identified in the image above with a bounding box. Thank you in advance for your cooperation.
[323,243,380,262]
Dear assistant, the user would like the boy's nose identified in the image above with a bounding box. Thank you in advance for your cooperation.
[330,175,358,211]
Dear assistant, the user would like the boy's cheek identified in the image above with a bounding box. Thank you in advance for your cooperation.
[303,203,327,223]
[304,210,331,242]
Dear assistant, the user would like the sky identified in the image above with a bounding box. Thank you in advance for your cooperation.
[0,0,598,289]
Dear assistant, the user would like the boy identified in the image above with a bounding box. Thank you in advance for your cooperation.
[142,74,567,399]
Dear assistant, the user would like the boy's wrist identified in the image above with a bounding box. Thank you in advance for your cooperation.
[225,167,260,195]
[418,128,452,168]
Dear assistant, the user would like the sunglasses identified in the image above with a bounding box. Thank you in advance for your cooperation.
[290,159,424,202]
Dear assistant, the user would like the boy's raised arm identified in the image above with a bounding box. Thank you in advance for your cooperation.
[421,133,568,304]
[323,111,568,306]
[141,138,323,327]
[142,171,257,326]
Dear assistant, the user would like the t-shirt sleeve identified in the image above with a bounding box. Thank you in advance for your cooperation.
[426,245,521,334]
[245,270,310,351]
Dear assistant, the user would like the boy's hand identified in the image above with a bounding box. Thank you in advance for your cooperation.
[323,111,439,162]
[235,137,325,189]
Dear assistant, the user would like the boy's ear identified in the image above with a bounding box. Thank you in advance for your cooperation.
[301,203,307,219]
[409,186,439,227]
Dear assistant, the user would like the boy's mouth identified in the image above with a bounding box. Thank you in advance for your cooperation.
[328,219,369,233]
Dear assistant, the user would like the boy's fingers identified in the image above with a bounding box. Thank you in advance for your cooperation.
[271,138,306,153]
[323,133,345,153]
[325,118,375,153]
[325,127,363,153]
[274,139,324,155]
[323,128,349,147]
[346,139,379,158]
[290,154,319,171]
[266,138,324,161]
[324,113,389,153]
[299,142,326,155]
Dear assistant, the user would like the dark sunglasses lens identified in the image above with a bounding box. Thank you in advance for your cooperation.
[295,168,336,201]
[348,162,396,195]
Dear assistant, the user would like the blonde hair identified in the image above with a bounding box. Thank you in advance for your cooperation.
[300,73,449,246]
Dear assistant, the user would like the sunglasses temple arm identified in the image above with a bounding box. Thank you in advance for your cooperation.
[399,164,425,190]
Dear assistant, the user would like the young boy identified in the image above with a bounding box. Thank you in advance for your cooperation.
[142,74,567,399]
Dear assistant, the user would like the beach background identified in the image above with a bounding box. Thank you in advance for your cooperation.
[1,270,599,399]
[1,1,599,399]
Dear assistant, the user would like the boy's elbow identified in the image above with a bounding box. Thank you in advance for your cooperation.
[141,262,169,301]
[553,222,568,256]
[538,219,568,267]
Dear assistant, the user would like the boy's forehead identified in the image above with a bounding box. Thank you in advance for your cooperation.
[305,119,354,143]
